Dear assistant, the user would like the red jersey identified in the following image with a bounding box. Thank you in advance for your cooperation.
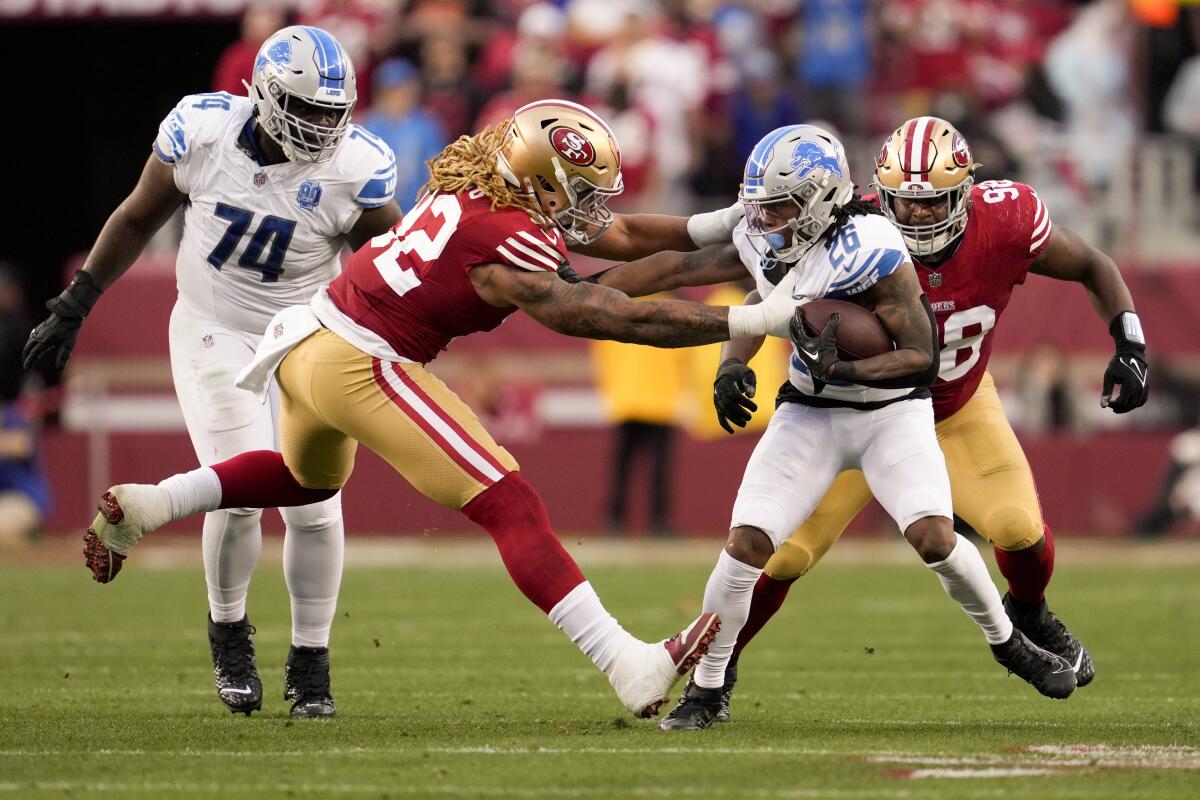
[919,180,1053,420]
[325,190,569,364]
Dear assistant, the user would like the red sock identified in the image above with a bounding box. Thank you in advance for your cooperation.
[211,450,337,509]
[462,473,586,614]
[733,573,798,657]
[993,523,1056,604]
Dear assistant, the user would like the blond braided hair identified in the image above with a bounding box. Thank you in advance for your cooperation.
[420,120,544,222]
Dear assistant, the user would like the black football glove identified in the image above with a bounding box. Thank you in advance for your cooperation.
[1101,311,1149,414]
[788,307,840,395]
[713,358,757,434]
[22,270,103,372]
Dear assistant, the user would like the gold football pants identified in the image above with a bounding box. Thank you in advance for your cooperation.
[764,372,1045,580]
[275,329,519,510]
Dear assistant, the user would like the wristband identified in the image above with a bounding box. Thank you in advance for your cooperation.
[49,270,103,319]
[1109,311,1145,351]
[727,304,767,339]
[687,202,743,248]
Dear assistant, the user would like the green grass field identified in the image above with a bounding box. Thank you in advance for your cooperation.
[1,539,1198,799]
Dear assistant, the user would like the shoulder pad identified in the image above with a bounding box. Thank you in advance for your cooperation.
[342,125,398,208]
[153,92,244,165]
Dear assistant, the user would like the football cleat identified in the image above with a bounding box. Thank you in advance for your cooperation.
[208,615,263,716]
[990,628,1076,699]
[83,484,172,582]
[658,678,724,731]
[714,653,739,724]
[284,645,335,719]
[608,612,721,718]
[1004,593,1095,687]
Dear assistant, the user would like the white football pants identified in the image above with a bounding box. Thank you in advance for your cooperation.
[169,301,344,648]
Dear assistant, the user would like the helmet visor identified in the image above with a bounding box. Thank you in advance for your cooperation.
[742,183,826,260]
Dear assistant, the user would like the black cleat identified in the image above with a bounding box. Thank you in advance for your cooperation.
[713,654,738,724]
[658,679,723,731]
[990,628,1076,699]
[284,645,335,719]
[208,615,263,716]
[1003,593,1094,687]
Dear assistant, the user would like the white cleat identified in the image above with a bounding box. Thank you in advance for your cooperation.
[82,484,172,583]
[608,612,721,718]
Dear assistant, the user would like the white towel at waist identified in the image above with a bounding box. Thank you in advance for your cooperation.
[235,305,323,403]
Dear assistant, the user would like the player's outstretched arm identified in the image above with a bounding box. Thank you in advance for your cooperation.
[23,155,186,371]
[825,265,938,388]
[468,262,794,347]
[594,243,746,298]
[1030,225,1147,413]
[570,203,743,261]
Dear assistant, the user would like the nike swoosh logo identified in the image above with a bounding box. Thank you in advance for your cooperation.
[1070,650,1084,674]
[799,346,819,361]
[1124,358,1148,387]
[223,686,255,695]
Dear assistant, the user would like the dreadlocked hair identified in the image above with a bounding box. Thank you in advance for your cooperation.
[420,120,544,221]
[821,195,885,249]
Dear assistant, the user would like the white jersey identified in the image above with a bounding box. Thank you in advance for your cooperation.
[154,92,396,334]
[732,213,914,407]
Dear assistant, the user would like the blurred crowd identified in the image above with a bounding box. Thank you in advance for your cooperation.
[212,0,1200,220]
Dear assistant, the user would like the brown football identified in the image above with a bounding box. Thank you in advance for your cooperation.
[799,299,894,360]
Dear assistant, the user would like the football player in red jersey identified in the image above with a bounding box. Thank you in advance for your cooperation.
[78,100,801,720]
[593,117,1148,719]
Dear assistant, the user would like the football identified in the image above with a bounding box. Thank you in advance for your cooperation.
[799,298,894,360]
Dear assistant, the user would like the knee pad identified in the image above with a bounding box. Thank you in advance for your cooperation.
[223,506,263,520]
[280,492,344,534]
[764,537,815,581]
[985,506,1044,552]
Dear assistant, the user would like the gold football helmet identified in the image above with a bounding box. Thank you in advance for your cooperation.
[496,99,624,245]
[873,116,978,256]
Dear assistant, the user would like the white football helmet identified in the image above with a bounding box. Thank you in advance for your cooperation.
[738,124,853,262]
[244,26,357,164]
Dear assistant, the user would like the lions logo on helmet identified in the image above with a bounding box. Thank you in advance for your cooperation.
[245,26,357,164]
[874,116,978,256]
[739,125,853,263]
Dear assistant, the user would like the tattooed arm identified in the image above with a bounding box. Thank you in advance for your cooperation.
[469,262,735,347]
[828,264,939,388]
[592,243,747,298]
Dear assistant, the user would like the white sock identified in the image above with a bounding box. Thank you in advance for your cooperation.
[159,467,222,520]
[282,499,345,649]
[548,582,636,674]
[694,550,763,689]
[926,534,1014,645]
[202,509,262,623]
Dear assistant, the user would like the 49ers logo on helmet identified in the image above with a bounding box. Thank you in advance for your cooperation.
[951,132,972,168]
[549,126,596,166]
[876,138,890,169]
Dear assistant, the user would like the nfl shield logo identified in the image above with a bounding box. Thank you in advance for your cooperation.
[202,334,214,349]
[253,171,268,187]
[297,180,323,211]
[929,272,943,288]
[273,323,284,339]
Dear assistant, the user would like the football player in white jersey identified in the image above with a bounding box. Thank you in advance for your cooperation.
[588,126,1078,730]
[23,26,403,718]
